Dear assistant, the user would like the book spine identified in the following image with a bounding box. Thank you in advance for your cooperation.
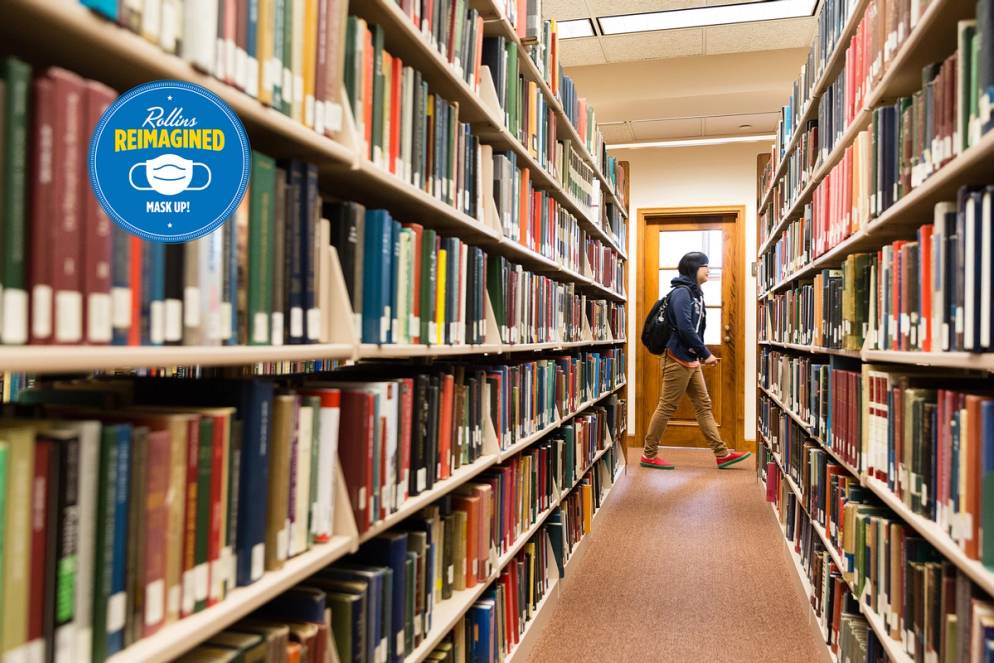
[2,58,31,345]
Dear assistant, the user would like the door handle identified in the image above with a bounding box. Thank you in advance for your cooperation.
[724,336,732,343]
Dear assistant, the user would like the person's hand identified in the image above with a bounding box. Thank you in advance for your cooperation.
[703,355,719,366]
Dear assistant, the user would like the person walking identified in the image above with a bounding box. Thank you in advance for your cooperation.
[640,251,752,470]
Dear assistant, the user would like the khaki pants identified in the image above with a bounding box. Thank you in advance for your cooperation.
[643,353,729,458]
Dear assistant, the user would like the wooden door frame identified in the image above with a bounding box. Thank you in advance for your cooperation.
[633,205,748,452]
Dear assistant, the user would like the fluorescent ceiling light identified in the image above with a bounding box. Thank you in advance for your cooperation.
[598,0,818,35]
[607,134,776,149]
[557,18,596,39]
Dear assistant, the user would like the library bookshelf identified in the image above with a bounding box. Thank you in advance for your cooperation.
[0,1,630,663]
[756,0,994,660]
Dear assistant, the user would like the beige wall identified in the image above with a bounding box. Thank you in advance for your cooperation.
[612,140,766,443]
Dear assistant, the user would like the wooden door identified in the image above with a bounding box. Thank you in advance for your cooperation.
[636,212,743,451]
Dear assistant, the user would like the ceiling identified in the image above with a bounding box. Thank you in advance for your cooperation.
[544,0,816,142]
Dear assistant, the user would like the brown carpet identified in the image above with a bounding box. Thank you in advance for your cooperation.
[527,447,832,663]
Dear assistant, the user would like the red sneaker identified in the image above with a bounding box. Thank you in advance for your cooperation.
[716,450,752,469]
[639,455,675,470]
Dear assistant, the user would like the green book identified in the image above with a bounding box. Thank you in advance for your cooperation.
[2,57,31,345]
[248,152,276,345]
[272,0,285,112]
[404,552,416,653]
[195,415,215,613]
[957,21,976,153]
[971,28,982,146]
[420,228,437,344]
[0,440,7,641]
[282,0,294,117]
[92,425,120,663]
[372,24,385,165]
[326,591,364,663]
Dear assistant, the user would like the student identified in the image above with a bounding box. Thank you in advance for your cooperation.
[640,251,751,470]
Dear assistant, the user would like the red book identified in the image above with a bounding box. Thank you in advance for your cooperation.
[453,495,479,587]
[390,55,402,175]
[28,437,55,659]
[965,396,986,560]
[473,16,484,91]
[206,412,226,607]
[919,224,934,351]
[180,416,200,618]
[516,0,526,37]
[29,76,55,345]
[49,68,86,345]
[402,224,423,343]
[397,378,414,506]
[339,390,374,532]
[142,429,171,635]
[82,80,117,345]
[438,373,455,479]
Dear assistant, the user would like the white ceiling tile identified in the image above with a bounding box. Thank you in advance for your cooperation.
[557,37,608,66]
[541,0,592,21]
[703,112,780,135]
[599,122,636,143]
[601,28,704,62]
[704,17,816,55]
[631,117,704,140]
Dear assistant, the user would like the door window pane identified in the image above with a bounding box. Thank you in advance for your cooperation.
[704,307,722,345]
[701,272,722,306]
[659,229,723,268]
[658,269,679,295]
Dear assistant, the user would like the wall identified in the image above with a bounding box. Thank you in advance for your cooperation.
[612,141,766,442]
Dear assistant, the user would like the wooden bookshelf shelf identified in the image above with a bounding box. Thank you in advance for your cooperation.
[106,535,357,663]
[757,340,861,359]
[861,350,994,370]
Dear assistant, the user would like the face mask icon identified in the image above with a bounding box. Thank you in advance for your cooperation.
[129,153,212,196]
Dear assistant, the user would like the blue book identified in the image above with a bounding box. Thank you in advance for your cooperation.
[110,227,131,345]
[361,210,387,343]
[388,219,400,344]
[287,162,305,344]
[302,164,319,342]
[469,600,495,663]
[256,587,326,623]
[328,565,388,663]
[361,532,408,663]
[965,190,985,351]
[108,424,132,655]
[379,215,395,345]
[80,0,118,19]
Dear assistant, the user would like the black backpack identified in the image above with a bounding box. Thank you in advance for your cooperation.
[640,285,687,355]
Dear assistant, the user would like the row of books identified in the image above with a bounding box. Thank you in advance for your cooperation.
[0,350,622,662]
[762,192,994,354]
[600,154,627,205]
[345,15,481,219]
[585,239,624,294]
[763,445,994,663]
[171,442,617,663]
[863,366,994,563]
[0,59,623,349]
[763,0,938,218]
[759,353,863,471]
[603,200,628,250]
[761,9,994,259]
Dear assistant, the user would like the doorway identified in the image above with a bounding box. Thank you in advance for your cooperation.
[635,206,747,453]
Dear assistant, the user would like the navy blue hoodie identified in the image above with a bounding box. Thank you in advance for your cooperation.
[665,274,710,362]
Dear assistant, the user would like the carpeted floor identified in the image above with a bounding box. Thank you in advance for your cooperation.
[526,447,832,663]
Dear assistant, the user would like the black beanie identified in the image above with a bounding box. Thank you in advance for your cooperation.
[677,252,709,278]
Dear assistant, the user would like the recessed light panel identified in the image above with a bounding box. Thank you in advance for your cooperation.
[597,0,818,35]
[557,18,596,39]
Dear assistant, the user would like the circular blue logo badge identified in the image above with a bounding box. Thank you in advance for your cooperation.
[88,80,250,243]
